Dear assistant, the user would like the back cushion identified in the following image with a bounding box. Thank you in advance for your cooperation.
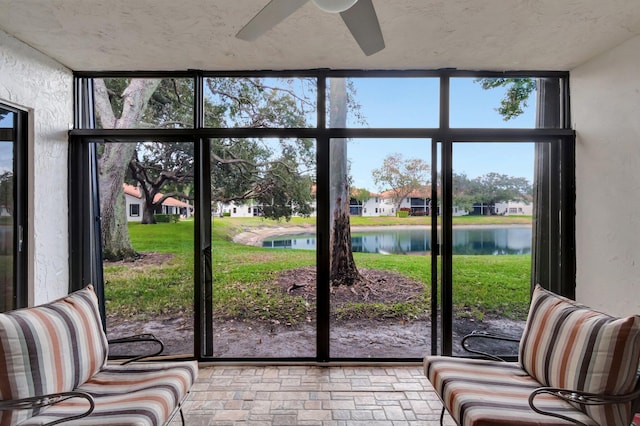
[519,284,640,425]
[0,285,108,425]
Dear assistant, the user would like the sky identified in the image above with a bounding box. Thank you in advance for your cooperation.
[343,77,536,191]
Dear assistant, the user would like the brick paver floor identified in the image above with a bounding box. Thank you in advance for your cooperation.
[172,365,456,425]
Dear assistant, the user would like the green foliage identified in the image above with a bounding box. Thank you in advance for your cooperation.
[204,77,315,128]
[99,77,320,229]
[453,171,532,212]
[475,78,536,120]
[154,214,180,223]
[0,172,13,216]
[210,137,315,221]
[351,187,372,202]
[127,141,194,224]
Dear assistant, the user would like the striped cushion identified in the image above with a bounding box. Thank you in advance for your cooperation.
[424,356,597,426]
[19,361,198,426]
[0,285,108,426]
[519,284,640,425]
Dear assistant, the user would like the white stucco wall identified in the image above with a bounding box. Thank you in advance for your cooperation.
[0,30,73,304]
[571,34,640,317]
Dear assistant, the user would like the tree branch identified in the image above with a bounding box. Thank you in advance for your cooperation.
[93,79,117,128]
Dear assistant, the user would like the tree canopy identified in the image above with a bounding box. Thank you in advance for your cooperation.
[453,172,532,214]
[95,77,321,259]
[94,77,361,260]
[371,153,430,210]
[475,78,536,121]
[127,142,194,224]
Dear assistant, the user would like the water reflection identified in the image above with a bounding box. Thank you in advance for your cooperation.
[262,226,531,255]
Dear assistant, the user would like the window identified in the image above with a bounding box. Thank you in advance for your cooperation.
[130,204,140,217]
[71,71,573,362]
[0,104,27,312]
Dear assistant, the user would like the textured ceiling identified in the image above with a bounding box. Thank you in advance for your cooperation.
[0,0,639,72]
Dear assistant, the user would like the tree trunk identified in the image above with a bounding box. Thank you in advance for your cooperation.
[140,190,157,224]
[94,79,160,260]
[329,78,360,286]
[98,143,138,260]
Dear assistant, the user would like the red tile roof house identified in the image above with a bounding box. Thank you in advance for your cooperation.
[123,183,193,222]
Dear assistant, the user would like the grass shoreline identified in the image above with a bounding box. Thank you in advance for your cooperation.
[104,216,532,325]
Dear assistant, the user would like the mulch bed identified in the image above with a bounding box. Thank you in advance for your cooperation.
[274,266,425,305]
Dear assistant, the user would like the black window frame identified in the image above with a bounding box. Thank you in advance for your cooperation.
[69,69,575,362]
[0,103,28,311]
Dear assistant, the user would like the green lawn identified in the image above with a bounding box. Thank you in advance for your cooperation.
[103,216,531,323]
[211,215,532,231]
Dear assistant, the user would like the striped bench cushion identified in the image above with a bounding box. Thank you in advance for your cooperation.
[519,285,640,425]
[0,285,108,426]
[424,356,598,426]
[19,360,198,426]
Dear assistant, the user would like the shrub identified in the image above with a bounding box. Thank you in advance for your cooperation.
[154,214,180,223]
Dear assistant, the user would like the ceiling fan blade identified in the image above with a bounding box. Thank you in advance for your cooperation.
[236,0,310,41]
[340,0,385,56]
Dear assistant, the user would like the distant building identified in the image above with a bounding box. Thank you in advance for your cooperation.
[123,183,193,222]
[215,185,530,218]
[494,200,533,216]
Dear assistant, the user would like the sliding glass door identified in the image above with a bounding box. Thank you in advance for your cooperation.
[71,71,573,361]
[449,141,535,356]
[0,105,26,312]
[329,138,433,359]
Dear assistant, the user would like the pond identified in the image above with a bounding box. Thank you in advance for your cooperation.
[262,225,532,255]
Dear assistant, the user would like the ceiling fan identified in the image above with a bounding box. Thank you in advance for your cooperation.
[236,0,385,56]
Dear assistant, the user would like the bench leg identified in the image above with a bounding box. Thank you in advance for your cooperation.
[440,406,445,426]
[179,407,185,426]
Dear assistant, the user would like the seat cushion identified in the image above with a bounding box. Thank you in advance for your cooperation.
[424,356,597,426]
[519,285,640,425]
[0,285,108,426]
[19,360,198,426]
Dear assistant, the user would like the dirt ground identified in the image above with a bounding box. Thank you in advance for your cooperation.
[107,255,524,359]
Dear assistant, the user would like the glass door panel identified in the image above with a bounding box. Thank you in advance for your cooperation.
[451,142,533,356]
[210,138,316,358]
[0,108,15,312]
[431,140,442,355]
[98,140,194,356]
[329,138,432,358]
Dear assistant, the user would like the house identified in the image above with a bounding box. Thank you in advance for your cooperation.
[471,200,533,216]
[123,183,193,222]
[1,0,639,364]
[350,194,396,217]
[494,200,533,216]
[216,200,261,218]
[216,199,318,218]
